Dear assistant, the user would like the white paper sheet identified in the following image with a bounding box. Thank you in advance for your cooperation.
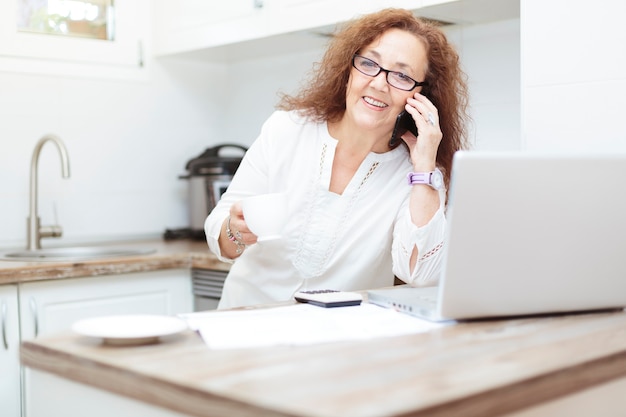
[180,303,449,349]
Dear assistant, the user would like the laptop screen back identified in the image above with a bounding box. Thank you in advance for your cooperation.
[437,151,626,319]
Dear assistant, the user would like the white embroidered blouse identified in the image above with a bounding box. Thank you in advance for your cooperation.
[205,110,446,309]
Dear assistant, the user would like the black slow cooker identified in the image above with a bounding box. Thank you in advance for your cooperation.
[178,144,247,236]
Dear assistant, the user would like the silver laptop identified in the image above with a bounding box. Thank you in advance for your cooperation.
[368,151,626,321]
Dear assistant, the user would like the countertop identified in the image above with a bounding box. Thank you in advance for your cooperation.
[0,239,229,285]
[20,308,626,417]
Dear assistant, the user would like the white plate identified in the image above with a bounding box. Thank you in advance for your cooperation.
[72,314,188,346]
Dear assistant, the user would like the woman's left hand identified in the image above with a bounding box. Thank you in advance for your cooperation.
[400,93,443,171]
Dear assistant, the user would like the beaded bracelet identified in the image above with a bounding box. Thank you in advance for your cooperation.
[226,216,245,254]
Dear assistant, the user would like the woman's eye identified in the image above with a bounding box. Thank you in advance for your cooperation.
[394,72,411,81]
[361,59,377,68]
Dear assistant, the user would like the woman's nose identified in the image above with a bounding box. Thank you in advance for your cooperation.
[370,71,389,90]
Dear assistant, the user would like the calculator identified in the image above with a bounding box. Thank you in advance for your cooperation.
[294,289,363,308]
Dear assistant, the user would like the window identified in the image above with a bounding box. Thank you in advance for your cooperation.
[0,0,147,78]
[17,0,115,41]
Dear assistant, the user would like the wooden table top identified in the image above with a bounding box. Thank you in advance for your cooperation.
[20,307,626,417]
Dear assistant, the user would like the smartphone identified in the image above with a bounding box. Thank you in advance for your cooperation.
[389,110,418,148]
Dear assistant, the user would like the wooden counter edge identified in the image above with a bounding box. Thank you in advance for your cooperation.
[0,243,230,285]
[20,333,294,417]
[19,328,626,417]
[414,349,626,417]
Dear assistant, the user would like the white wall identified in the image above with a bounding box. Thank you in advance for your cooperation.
[0,57,227,248]
[452,19,521,150]
[522,0,626,152]
[0,13,521,249]
[222,18,521,151]
[220,47,327,146]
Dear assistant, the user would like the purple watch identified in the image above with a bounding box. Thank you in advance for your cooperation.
[407,168,443,190]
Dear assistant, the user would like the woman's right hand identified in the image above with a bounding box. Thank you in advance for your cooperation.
[219,201,258,258]
[229,201,258,245]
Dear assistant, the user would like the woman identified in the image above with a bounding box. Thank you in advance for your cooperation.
[205,8,470,309]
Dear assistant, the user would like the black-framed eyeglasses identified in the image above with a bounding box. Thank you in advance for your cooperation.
[352,54,426,91]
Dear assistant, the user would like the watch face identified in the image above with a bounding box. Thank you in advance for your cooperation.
[431,169,444,189]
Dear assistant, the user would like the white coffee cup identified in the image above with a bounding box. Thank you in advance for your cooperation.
[241,193,288,242]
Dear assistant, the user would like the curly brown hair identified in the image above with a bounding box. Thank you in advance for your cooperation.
[277,8,471,189]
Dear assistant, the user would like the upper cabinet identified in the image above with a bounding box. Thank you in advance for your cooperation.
[153,0,519,62]
[153,0,265,56]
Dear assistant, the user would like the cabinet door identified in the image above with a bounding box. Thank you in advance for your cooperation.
[154,0,445,57]
[0,285,21,417]
[20,269,192,417]
[267,0,394,34]
[19,269,192,339]
[154,0,265,55]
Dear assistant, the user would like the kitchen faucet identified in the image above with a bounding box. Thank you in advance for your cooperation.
[27,134,70,250]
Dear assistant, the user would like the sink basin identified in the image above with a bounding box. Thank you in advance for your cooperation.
[0,246,156,262]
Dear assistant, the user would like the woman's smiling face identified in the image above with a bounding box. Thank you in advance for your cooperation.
[345,28,428,135]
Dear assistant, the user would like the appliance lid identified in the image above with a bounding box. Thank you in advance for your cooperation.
[183,144,247,177]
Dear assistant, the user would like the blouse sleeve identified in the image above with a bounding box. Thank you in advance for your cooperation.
[204,112,280,262]
[391,187,447,286]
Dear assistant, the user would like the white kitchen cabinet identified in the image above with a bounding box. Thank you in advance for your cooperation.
[264,0,465,34]
[19,269,192,417]
[0,285,21,417]
[264,0,411,37]
[153,0,266,57]
[19,269,192,340]
[153,0,516,62]
[153,0,433,61]
[25,371,190,417]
